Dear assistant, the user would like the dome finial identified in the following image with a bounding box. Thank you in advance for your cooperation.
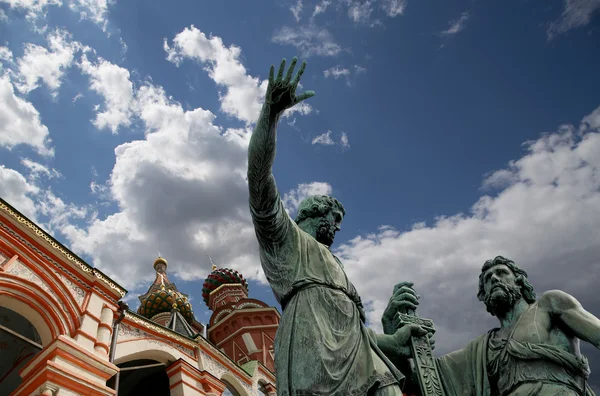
[153,256,168,272]
[207,255,217,271]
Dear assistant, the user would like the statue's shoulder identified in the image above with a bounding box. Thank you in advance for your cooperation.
[538,289,580,313]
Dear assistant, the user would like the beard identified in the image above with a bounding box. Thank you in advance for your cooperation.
[316,218,336,247]
[484,282,523,316]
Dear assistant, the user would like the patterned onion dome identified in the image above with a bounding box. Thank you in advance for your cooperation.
[202,267,249,307]
[138,287,195,323]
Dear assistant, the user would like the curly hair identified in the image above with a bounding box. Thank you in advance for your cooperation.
[477,256,536,303]
[294,195,346,224]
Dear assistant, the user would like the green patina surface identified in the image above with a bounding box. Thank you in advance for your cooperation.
[246,57,600,396]
[247,58,423,396]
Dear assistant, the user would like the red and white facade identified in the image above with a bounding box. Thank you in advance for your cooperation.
[0,198,277,396]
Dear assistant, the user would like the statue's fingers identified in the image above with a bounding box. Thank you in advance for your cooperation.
[285,57,298,83]
[291,60,307,86]
[409,324,428,337]
[394,292,419,305]
[276,58,286,82]
[294,90,315,103]
[390,300,417,313]
[393,281,414,294]
[269,65,275,85]
[394,286,418,300]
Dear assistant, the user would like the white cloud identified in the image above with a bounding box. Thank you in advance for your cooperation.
[323,64,366,86]
[0,165,39,220]
[14,29,82,96]
[381,0,406,17]
[312,130,335,145]
[340,132,350,149]
[0,75,54,156]
[52,80,259,289]
[312,130,350,148]
[323,65,350,79]
[282,181,333,214]
[333,105,600,360]
[547,0,600,39]
[79,55,134,133]
[441,11,470,36]
[0,9,8,21]
[312,0,331,18]
[72,92,84,103]
[1,0,112,30]
[354,64,367,74]
[290,0,303,22]
[0,0,62,22]
[20,158,61,180]
[272,25,343,57]
[348,1,375,23]
[68,0,111,31]
[164,25,313,125]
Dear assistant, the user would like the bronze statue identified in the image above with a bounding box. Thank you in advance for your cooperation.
[247,57,429,395]
[384,256,600,396]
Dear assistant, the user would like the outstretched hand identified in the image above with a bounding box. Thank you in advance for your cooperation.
[265,57,315,117]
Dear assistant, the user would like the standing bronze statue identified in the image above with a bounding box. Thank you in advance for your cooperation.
[384,256,600,396]
[248,57,429,395]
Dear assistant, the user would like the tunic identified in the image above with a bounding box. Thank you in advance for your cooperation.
[435,305,594,396]
[250,195,405,396]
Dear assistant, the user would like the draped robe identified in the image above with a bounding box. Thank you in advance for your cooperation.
[250,196,405,395]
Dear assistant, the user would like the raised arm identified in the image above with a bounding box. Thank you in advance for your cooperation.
[248,57,314,214]
[541,289,600,349]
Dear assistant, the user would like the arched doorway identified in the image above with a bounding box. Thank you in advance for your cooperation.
[107,359,170,396]
[0,306,44,395]
[220,374,248,396]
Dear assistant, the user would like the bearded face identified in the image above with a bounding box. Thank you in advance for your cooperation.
[316,217,337,246]
[484,282,523,316]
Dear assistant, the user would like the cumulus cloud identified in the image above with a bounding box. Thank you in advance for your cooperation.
[164,25,312,124]
[2,0,112,30]
[547,0,600,39]
[68,0,112,31]
[0,75,54,156]
[282,181,333,214]
[50,80,259,289]
[79,55,134,133]
[0,165,40,220]
[272,25,343,58]
[0,0,62,22]
[440,11,470,36]
[14,29,83,96]
[333,105,600,367]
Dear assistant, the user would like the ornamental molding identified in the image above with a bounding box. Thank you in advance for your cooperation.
[0,200,126,298]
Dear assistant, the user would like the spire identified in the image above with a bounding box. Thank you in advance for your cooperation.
[207,255,217,271]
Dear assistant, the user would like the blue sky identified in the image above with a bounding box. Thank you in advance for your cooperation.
[1,0,600,390]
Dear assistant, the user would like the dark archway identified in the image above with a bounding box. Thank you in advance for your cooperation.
[0,306,43,395]
[107,359,170,396]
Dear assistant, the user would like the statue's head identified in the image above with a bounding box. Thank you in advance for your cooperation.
[477,256,536,317]
[294,195,345,247]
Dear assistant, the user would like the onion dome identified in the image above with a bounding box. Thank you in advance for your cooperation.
[137,256,195,323]
[202,267,249,307]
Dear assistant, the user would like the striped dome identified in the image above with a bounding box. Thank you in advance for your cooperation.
[202,268,248,307]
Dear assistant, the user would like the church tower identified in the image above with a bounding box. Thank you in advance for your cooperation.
[202,262,279,372]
